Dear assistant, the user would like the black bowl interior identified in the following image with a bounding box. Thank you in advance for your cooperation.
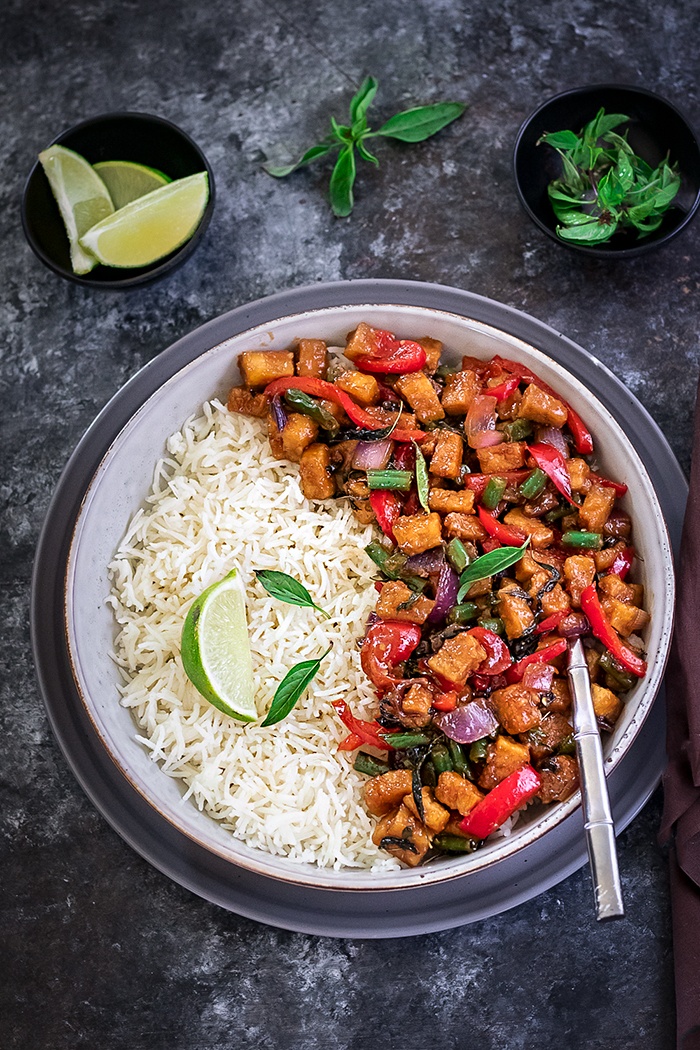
[514,85,700,258]
[22,112,215,288]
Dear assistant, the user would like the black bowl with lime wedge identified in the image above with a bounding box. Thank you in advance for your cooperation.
[513,85,700,258]
[21,111,215,288]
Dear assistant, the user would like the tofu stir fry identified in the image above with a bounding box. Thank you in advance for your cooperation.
[228,323,649,867]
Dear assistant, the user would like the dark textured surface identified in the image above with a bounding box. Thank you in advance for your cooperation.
[3,0,698,1046]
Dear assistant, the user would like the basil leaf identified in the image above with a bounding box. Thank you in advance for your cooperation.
[261,647,332,727]
[557,219,617,243]
[537,129,580,150]
[375,101,466,143]
[255,569,329,618]
[413,440,430,512]
[329,145,357,217]
[331,116,353,144]
[356,138,379,166]
[349,75,378,126]
[263,141,335,178]
[457,541,529,602]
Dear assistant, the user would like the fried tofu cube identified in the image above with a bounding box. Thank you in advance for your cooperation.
[344,321,379,361]
[299,443,335,500]
[476,441,527,473]
[295,338,328,379]
[443,512,489,543]
[427,632,487,686]
[279,413,319,462]
[417,336,443,375]
[371,802,432,866]
[435,771,484,815]
[525,712,573,763]
[227,386,269,418]
[239,350,295,389]
[400,683,435,727]
[540,583,572,617]
[503,508,554,549]
[564,555,597,608]
[598,573,644,606]
[363,405,417,431]
[592,684,624,725]
[579,484,616,534]
[566,457,591,493]
[376,580,436,624]
[602,599,650,638]
[335,369,380,406]
[393,512,443,555]
[537,754,579,804]
[546,678,572,714]
[498,580,536,639]
[429,431,463,479]
[516,383,568,427]
[478,736,530,791]
[491,684,541,734]
[404,787,451,832]
[364,769,414,816]
[428,488,476,515]
[441,369,481,415]
[395,371,445,423]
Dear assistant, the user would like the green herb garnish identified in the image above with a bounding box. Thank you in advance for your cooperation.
[255,569,329,619]
[457,541,529,602]
[261,646,332,727]
[538,107,681,245]
[413,440,430,512]
[264,75,466,217]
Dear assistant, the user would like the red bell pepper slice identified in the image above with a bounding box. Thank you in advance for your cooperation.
[432,690,458,712]
[459,765,542,839]
[535,610,567,635]
[468,626,513,675]
[527,443,575,505]
[355,339,427,375]
[588,472,628,497]
[505,638,567,683]
[485,373,521,401]
[464,470,531,499]
[360,620,422,691]
[490,356,594,455]
[477,506,527,545]
[337,731,364,752]
[263,376,425,443]
[607,546,635,581]
[332,700,394,751]
[369,490,402,543]
[580,584,647,677]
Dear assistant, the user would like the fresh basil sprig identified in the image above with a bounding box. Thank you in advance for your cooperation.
[264,75,466,217]
[255,569,330,619]
[413,440,430,513]
[457,541,529,602]
[261,647,332,727]
[538,107,681,245]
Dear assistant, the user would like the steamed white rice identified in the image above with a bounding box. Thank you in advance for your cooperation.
[107,400,401,870]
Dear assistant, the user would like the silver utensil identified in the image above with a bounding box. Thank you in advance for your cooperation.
[567,638,625,921]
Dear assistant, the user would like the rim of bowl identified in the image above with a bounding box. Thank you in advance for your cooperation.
[64,302,676,891]
[513,83,700,258]
[21,110,215,289]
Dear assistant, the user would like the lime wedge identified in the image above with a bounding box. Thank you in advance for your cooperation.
[79,171,209,268]
[180,567,257,722]
[93,160,170,209]
[38,144,115,274]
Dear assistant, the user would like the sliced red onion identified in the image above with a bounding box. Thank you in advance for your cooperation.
[466,394,504,449]
[557,612,589,638]
[270,394,288,432]
[405,547,445,575]
[522,662,555,692]
[427,563,459,624]
[436,701,498,744]
[536,425,568,457]
[352,439,392,471]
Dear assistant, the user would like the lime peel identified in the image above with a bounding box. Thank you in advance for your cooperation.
[38,144,115,274]
[93,159,171,209]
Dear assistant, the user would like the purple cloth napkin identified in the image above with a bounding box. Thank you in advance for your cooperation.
[660,376,700,1050]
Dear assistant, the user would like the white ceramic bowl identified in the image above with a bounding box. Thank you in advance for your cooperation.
[64,300,675,892]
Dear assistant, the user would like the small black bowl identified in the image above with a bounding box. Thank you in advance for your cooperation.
[513,85,700,259]
[22,111,215,288]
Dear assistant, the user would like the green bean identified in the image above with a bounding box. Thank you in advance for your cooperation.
[599,649,637,690]
[386,732,431,748]
[366,469,413,491]
[364,543,427,592]
[446,537,470,573]
[431,743,453,775]
[447,602,480,625]
[482,476,507,510]
[561,530,603,550]
[500,418,533,441]
[519,467,547,500]
[469,738,489,762]
[432,833,477,853]
[478,616,504,635]
[353,751,390,777]
[447,739,469,776]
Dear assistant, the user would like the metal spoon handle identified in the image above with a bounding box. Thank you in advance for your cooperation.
[567,639,625,921]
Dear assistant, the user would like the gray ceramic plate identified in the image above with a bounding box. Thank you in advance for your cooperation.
[31,279,686,936]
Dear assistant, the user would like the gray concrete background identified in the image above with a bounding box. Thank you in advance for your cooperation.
[3,0,699,1047]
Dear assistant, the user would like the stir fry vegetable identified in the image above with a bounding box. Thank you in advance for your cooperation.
[228,321,649,867]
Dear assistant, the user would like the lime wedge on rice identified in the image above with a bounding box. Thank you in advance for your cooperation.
[79,171,209,268]
[180,567,257,722]
[38,144,115,274]
[93,159,170,209]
